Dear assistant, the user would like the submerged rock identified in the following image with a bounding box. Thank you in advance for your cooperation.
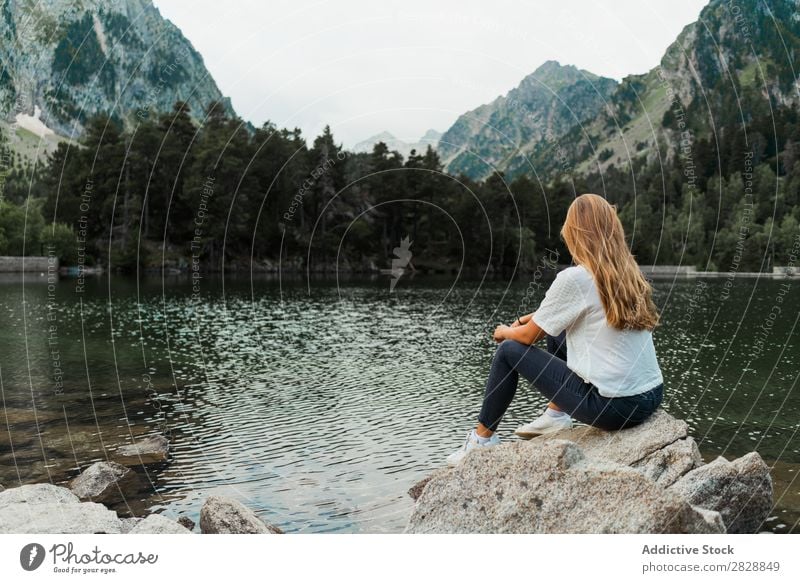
[407,410,772,534]
[113,435,169,466]
[199,496,283,534]
[668,452,773,534]
[69,461,147,505]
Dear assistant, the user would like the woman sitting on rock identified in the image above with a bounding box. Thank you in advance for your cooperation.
[448,193,664,465]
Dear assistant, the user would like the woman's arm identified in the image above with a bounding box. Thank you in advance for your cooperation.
[493,315,547,345]
[510,313,533,327]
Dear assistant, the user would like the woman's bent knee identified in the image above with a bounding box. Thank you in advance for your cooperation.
[496,339,525,358]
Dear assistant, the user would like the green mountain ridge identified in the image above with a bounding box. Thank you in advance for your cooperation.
[524,0,800,181]
[439,0,800,184]
[438,60,618,180]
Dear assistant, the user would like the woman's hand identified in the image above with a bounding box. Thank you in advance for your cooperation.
[495,317,547,346]
[493,324,511,342]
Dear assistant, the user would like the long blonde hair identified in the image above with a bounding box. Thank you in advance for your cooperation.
[560,193,659,331]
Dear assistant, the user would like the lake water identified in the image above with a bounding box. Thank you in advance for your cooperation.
[0,273,798,533]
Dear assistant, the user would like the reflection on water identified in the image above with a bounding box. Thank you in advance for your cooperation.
[0,274,797,532]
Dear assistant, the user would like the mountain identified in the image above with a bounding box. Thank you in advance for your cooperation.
[352,129,442,158]
[525,0,800,180]
[437,61,618,180]
[0,0,234,148]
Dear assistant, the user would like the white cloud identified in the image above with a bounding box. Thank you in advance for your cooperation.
[153,0,707,148]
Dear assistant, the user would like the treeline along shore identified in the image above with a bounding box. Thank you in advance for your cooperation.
[0,97,799,276]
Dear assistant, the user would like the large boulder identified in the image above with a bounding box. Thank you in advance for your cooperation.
[128,514,192,534]
[407,410,773,534]
[668,452,773,533]
[406,439,723,534]
[113,435,169,466]
[632,437,704,488]
[0,484,122,534]
[531,409,689,466]
[530,410,702,488]
[69,461,147,505]
[199,496,283,534]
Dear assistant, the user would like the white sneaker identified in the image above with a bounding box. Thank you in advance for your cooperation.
[514,410,573,439]
[446,429,500,466]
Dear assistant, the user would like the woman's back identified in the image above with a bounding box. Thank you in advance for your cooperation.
[533,265,663,398]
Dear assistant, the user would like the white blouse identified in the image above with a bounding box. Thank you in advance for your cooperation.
[532,265,664,398]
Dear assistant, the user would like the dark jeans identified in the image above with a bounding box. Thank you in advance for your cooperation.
[477,331,663,432]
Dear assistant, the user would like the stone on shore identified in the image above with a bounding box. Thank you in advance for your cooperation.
[0,483,79,505]
[177,515,196,530]
[120,517,142,533]
[199,496,283,534]
[668,452,773,534]
[405,439,723,534]
[113,435,169,466]
[0,484,122,534]
[69,461,147,505]
[128,514,192,534]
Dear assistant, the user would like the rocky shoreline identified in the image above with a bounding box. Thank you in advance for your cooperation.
[0,410,775,534]
[0,482,283,534]
[406,410,773,533]
[0,432,283,534]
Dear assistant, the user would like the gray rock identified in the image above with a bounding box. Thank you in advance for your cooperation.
[177,515,195,531]
[668,452,773,534]
[69,461,147,505]
[199,496,283,534]
[532,409,689,465]
[120,517,143,533]
[0,501,122,533]
[631,437,703,487]
[128,514,191,534]
[0,483,123,534]
[409,468,450,502]
[691,504,727,532]
[406,439,723,534]
[0,483,79,506]
[113,435,169,466]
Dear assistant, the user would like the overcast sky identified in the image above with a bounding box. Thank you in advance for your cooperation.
[153,0,708,148]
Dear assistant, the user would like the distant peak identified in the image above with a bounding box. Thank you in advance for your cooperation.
[420,129,442,141]
[372,130,396,140]
[524,60,607,88]
[534,60,567,72]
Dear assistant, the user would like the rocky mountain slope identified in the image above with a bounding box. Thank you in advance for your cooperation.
[526,0,800,180]
[0,0,234,145]
[437,61,618,180]
[439,0,800,183]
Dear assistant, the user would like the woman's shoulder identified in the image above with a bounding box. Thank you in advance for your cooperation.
[557,264,593,286]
